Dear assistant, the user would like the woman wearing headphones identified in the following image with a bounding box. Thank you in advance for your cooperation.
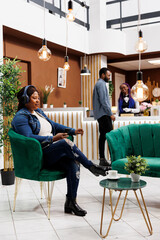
[12,85,110,217]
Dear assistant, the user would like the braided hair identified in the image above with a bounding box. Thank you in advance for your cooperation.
[17,86,39,111]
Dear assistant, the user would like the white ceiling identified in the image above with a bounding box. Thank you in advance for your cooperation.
[108,58,160,71]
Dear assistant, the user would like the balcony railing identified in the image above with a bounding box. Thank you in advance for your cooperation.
[106,0,160,30]
[27,0,90,30]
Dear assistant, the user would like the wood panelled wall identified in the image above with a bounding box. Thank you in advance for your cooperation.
[81,55,101,110]
[3,33,81,108]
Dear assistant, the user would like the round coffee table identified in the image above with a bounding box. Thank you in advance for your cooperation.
[99,177,153,238]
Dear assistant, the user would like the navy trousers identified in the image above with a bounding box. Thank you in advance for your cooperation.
[43,139,93,198]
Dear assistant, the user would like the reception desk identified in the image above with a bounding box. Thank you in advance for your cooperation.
[43,108,160,161]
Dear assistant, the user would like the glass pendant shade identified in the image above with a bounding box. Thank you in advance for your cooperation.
[131,71,149,102]
[63,56,70,71]
[66,1,75,22]
[38,39,51,61]
[80,64,91,76]
[135,30,148,53]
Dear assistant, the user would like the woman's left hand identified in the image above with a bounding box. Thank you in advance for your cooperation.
[75,128,84,135]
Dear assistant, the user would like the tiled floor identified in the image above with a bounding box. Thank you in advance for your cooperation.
[0,167,160,240]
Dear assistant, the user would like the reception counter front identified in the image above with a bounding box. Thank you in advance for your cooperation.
[43,108,160,161]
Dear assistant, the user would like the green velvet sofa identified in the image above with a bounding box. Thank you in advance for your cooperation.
[106,124,160,178]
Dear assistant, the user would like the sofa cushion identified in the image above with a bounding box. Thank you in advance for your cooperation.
[112,157,160,178]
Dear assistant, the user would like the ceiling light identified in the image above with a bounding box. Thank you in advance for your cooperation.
[66,0,75,22]
[80,64,91,76]
[63,56,70,71]
[38,38,51,61]
[131,71,149,102]
[135,30,148,53]
[38,0,51,61]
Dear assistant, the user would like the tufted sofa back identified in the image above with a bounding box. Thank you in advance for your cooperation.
[106,124,160,162]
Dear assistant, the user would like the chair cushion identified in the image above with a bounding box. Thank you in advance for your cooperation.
[39,169,66,181]
[112,157,160,178]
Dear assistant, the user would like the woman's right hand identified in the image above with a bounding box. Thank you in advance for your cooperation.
[53,133,68,142]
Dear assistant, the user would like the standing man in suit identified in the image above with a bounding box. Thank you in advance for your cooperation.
[93,67,115,166]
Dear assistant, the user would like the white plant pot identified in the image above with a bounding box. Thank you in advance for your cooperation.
[130,173,140,182]
[50,104,53,108]
[63,104,67,108]
[43,104,48,108]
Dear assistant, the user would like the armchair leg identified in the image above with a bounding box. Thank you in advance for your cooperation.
[43,181,55,220]
[13,177,22,212]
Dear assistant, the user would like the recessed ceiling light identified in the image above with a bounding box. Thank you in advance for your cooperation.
[148,59,160,65]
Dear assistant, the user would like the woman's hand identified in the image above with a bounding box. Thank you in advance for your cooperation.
[75,128,84,135]
[53,133,68,142]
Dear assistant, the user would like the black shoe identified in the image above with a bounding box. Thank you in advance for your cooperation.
[64,196,87,217]
[89,164,107,177]
[99,158,111,167]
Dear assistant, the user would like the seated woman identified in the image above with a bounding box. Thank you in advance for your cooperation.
[12,85,110,217]
[118,83,139,115]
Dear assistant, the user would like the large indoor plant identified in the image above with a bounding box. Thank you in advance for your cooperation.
[0,58,22,185]
[125,155,149,182]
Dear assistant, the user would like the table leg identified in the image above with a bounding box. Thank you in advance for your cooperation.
[112,190,128,221]
[100,189,122,238]
[134,189,153,235]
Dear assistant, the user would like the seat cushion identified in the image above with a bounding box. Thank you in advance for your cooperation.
[112,157,160,178]
[39,169,66,181]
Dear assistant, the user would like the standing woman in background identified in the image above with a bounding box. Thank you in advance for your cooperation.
[118,83,139,115]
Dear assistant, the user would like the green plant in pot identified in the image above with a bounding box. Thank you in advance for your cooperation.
[124,155,149,182]
[78,100,82,106]
[0,58,23,185]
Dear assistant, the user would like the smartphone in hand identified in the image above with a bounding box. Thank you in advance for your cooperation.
[65,128,70,134]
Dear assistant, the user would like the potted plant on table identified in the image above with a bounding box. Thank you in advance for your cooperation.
[124,155,149,182]
[0,58,23,185]
[41,85,54,108]
[78,100,82,107]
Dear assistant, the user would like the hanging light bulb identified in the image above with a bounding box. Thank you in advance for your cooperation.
[80,64,91,76]
[63,56,70,71]
[131,71,149,102]
[135,30,148,53]
[66,0,75,22]
[38,38,51,61]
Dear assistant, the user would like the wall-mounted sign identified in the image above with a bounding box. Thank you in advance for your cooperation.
[57,67,67,88]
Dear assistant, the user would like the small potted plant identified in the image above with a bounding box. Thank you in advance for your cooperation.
[63,102,67,108]
[124,155,149,182]
[41,85,54,108]
[86,109,90,117]
[50,104,54,108]
[155,99,159,105]
[78,100,82,107]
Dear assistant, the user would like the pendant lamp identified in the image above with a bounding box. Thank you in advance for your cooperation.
[80,3,91,76]
[131,0,149,102]
[135,0,147,53]
[38,0,51,61]
[63,11,70,71]
[66,0,75,22]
